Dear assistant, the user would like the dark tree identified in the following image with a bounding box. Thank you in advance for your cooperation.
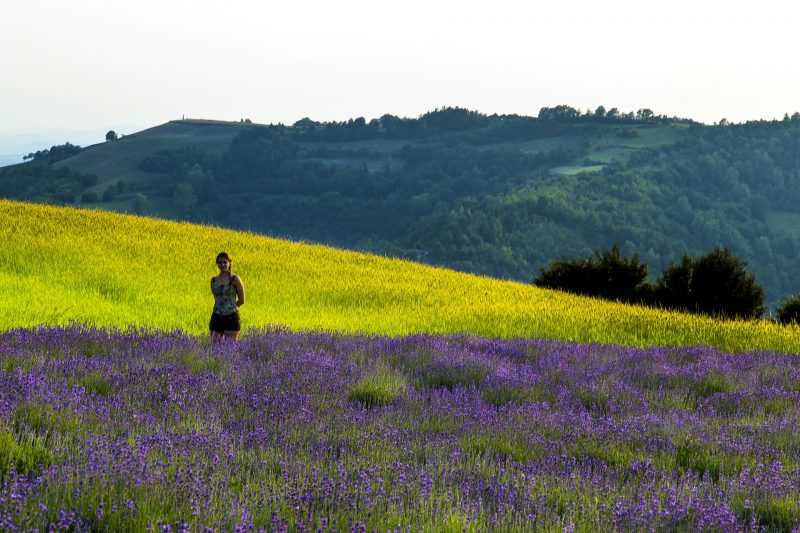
[690,248,764,319]
[776,294,800,325]
[106,130,118,142]
[657,248,764,319]
[23,143,81,163]
[654,256,693,311]
[534,245,649,303]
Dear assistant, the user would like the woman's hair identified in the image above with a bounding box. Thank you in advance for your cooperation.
[216,252,234,279]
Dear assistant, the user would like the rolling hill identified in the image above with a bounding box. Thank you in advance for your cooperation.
[1,198,799,353]
[3,107,800,310]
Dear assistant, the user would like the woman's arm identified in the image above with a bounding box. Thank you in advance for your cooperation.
[234,276,245,307]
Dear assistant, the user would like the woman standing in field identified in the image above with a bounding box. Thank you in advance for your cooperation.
[210,251,245,343]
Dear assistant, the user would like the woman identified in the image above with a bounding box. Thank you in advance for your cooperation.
[209,251,245,343]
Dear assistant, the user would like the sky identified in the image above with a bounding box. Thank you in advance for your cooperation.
[1,0,798,159]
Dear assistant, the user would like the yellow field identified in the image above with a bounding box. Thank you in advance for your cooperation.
[1,198,799,353]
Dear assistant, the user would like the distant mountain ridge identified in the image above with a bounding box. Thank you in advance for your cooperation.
[2,106,799,309]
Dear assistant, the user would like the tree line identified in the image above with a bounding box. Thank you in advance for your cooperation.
[534,245,800,323]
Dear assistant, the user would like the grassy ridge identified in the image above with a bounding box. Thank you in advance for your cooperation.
[1,198,800,353]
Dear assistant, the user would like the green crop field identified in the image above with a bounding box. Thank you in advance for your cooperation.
[2,198,800,353]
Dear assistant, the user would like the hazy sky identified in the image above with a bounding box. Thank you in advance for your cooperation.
[1,0,798,152]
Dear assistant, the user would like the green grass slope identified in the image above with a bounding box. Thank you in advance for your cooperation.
[52,120,247,192]
[1,199,799,353]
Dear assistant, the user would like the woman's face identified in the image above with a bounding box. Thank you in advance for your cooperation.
[216,258,230,272]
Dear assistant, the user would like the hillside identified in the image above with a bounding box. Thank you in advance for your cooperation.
[1,198,800,353]
[2,107,800,309]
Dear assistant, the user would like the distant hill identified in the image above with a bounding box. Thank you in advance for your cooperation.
[2,106,800,309]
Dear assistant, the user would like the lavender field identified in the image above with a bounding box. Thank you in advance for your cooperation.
[1,325,800,532]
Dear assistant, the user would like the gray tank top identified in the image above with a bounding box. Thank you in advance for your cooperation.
[211,274,238,315]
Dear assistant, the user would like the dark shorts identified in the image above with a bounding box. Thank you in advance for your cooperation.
[209,311,240,333]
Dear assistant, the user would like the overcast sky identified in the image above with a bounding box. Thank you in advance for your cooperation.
[1,0,798,156]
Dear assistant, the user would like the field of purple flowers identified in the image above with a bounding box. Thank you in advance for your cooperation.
[1,324,800,532]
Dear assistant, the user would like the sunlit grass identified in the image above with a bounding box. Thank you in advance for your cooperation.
[2,198,800,353]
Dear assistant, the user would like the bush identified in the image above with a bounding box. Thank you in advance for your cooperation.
[348,366,407,407]
[417,362,488,390]
[776,294,800,325]
[657,247,764,319]
[534,244,649,304]
[535,245,764,320]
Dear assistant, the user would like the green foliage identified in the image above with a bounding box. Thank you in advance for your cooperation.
[417,363,488,390]
[692,372,736,399]
[23,143,82,163]
[732,494,800,533]
[81,191,99,203]
[674,438,751,481]
[570,437,638,469]
[0,162,98,203]
[131,193,151,215]
[659,247,765,319]
[172,350,222,375]
[536,245,765,320]
[461,433,540,463]
[534,245,649,304]
[78,372,113,396]
[776,294,800,325]
[0,429,53,480]
[481,383,552,406]
[576,386,612,416]
[348,366,408,407]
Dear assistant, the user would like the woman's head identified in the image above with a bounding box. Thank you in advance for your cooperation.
[216,252,232,273]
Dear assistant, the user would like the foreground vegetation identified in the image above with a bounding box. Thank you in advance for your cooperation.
[2,325,799,531]
[2,199,800,353]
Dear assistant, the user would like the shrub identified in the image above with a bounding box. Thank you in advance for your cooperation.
[689,247,764,319]
[534,244,649,304]
[418,362,488,390]
[348,366,407,407]
[78,372,112,396]
[536,246,764,320]
[657,247,764,319]
[776,294,800,325]
[692,371,736,399]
